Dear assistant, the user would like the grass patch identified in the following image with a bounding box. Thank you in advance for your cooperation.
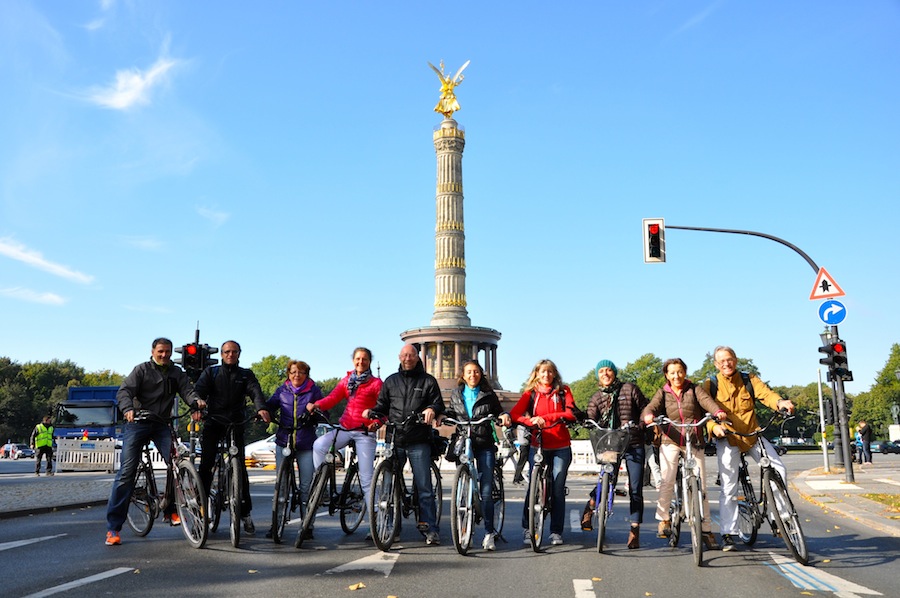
[862,493,900,512]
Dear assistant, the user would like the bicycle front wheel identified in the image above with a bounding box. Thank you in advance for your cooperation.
[686,475,703,567]
[763,470,809,565]
[369,458,400,552]
[450,465,475,555]
[272,456,296,544]
[229,457,242,548]
[127,460,156,536]
[737,502,759,545]
[340,463,366,534]
[669,474,683,548]
[296,463,329,548]
[596,473,611,553]
[175,461,208,549]
[491,464,505,535]
[528,464,549,552]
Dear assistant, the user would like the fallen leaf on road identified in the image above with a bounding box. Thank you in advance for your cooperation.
[592,577,602,581]
[348,583,366,590]
[133,570,140,574]
[823,559,831,563]
[248,570,258,574]
[833,525,840,529]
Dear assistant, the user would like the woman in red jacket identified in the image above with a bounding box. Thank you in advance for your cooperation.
[510,359,577,546]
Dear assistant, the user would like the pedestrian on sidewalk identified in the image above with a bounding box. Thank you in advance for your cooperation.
[30,415,54,476]
[858,420,873,466]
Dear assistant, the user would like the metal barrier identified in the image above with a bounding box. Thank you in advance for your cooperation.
[55,439,118,473]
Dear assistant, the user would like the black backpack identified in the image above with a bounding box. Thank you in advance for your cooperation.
[708,372,755,402]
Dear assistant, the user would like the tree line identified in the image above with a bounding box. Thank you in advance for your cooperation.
[2,345,898,444]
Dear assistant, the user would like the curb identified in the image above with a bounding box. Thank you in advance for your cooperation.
[0,499,107,521]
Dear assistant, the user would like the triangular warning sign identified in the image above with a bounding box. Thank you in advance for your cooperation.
[809,267,845,300]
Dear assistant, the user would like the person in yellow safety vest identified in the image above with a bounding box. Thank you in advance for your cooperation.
[31,415,55,476]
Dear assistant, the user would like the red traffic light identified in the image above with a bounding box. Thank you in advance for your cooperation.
[186,344,199,355]
[833,342,845,354]
[648,223,660,235]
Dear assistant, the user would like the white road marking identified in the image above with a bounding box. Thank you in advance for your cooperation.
[806,480,861,490]
[573,578,596,598]
[21,567,133,598]
[0,534,67,552]
[873,478,900,487]
[768,553,882,597]
[324,551,399,578]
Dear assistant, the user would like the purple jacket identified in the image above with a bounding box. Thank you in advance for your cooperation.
[265,378,322,451]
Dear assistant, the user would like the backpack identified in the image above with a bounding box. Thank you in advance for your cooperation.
[708,372,755,401]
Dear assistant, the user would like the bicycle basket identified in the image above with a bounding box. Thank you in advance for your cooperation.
[589,428,630,464]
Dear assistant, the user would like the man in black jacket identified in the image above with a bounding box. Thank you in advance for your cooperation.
[364,344,444,544]
[196,340,270,534]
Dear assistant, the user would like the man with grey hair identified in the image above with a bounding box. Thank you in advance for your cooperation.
[704,345,794,552]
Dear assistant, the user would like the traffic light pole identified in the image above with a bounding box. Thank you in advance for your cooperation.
[667,224,855,482]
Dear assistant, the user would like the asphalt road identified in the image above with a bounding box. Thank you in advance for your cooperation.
[1,454,897,598]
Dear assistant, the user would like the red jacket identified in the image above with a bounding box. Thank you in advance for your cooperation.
[314,372,383,431]
[510,386,576,450]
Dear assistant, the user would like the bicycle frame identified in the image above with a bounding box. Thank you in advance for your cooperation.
[205,412,255,548]
[582,419,633,553]
[524,420,567,553]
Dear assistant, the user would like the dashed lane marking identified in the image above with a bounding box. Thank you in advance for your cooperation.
[768,552,882,597]
[0,534,66,552]
[20,567,133,598]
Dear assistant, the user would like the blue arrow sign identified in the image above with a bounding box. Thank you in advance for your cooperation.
[818,299,847,325]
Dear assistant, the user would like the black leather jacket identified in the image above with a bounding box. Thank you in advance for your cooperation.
[446,385,506,451]
[194,364,266,421]
[371,361,443,446]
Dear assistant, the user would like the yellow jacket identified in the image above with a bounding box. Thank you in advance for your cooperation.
[703,372,782,453]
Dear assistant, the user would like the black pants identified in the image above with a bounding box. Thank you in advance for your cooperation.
[35,446,53,473]
[199,421,252,517]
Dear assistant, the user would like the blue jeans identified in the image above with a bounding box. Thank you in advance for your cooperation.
[276,448,315,527]
[107,420,173,532]
[522,446,572,535]
[474,448,498,534]
[395,443,438,533]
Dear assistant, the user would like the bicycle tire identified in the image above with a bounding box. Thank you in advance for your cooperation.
[491,464,505,535]
[208,458,224,533]
[340,463,366,534]
[687,475,703,567]
[450,465,475,555]
[669,472,683,548]
[272,456,295,543]
[763,470,809,565]
[175,461,208,549]
[737,502,758,545]
[296,463,329,548]
[126,460,156,536]
[431,461,443,528]
[528,464,548,552]
[596,473,611,553]
[229,457,242,548]
[369,458,400,551]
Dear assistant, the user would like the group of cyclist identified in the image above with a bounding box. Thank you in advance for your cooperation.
[106,337,794,557]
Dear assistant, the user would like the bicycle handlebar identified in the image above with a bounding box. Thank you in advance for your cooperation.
[647,413,719,429]
[441,415,498,427]
[581,419,637,431]
[723,409,796,439]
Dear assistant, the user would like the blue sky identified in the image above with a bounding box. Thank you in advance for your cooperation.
[1,1,897,393]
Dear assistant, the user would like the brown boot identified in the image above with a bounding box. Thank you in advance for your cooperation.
[581,499,594,531]
[657,520,671,538]
[627,525,640,549]
[702,532,720,550]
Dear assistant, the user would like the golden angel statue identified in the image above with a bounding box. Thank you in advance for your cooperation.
[428,59,470,118]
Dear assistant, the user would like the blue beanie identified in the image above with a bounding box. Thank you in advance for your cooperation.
[595,359,618,377]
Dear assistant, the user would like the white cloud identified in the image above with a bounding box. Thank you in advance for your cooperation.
[0,287,66,306]
[196,206,230,228]
[0,237,95,284]
[672,1,722,37]
[83,18,106,32]
[86,55,180,110]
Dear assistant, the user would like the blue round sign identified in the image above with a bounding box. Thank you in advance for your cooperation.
[818,299,847,325]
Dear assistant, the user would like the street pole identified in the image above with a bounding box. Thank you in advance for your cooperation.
[817,369,830,473]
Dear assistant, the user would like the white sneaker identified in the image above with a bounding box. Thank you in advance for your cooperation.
[482,532,496,551]
[523,529,531,544]
[425,531,440,545]
[550,533,563,546]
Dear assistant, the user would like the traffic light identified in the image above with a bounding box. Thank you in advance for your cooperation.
[642,218,665,263]
[818,339,843,368]
[820,339,853,382]
[175,343,201,371]
[199,344,219,369]
[823,397,834,425]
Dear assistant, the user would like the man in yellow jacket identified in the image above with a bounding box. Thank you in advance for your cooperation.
[30,415,55,476]
[704,346,795,552]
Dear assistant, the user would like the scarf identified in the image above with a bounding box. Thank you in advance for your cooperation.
[347,369,371,396]
[597,380,623,428]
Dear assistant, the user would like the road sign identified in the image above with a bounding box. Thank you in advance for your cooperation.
[818,299,847,325]
[809,267,845,300]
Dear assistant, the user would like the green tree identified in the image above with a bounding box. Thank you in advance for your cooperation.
[621,353,665,400]
[849,343,900,437]
[81,370,125,387]
[250,355,293,398]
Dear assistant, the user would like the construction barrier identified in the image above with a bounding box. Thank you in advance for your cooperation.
[55,439,118,473]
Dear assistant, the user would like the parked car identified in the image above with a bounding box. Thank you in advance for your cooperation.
[244,434,276,468]
[880,440,900,454]
[703,439,787,457]
[0,443,35,459]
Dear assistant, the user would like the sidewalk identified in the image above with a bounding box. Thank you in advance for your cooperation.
[792,459,900,538]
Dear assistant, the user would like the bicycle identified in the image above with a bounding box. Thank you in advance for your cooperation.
[648,413,717,567]
[204,412,255,548]
[125,411,209,549]
[294,418,368,548]
[368,413,444,551]
[525,420,568,553]
[581,419,634,553]
[725,410,809,565]
[442,415,506,555]
[269,420,308,544]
